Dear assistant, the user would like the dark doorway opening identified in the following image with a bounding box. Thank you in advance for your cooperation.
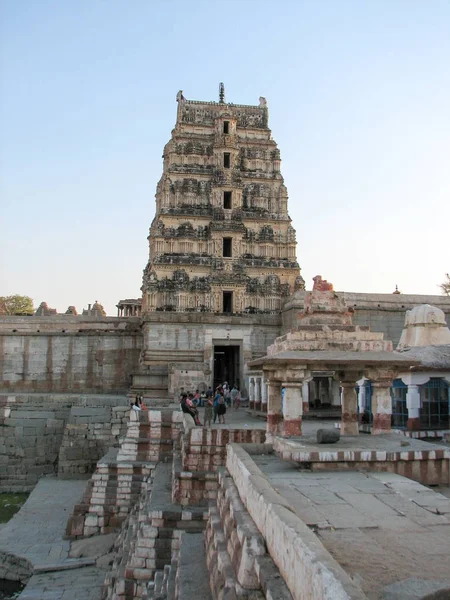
[223,291,233,313]
[223,191,232,209]
[214,345,240,390]
[223,238,232,257]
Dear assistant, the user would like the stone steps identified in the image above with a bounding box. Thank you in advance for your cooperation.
[104,460,208,599]
[205,468,293,600]
[175,533,212,600]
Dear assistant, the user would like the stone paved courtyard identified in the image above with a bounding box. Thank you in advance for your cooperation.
[252,453,450,600]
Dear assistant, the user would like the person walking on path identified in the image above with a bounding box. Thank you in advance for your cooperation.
[213,388,221,424]
[204,393,214,428]
[235,387,241,409]
[217,391,227,424]
[230,385,238,409]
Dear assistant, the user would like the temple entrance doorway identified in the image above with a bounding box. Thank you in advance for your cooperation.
[213,345,240,390]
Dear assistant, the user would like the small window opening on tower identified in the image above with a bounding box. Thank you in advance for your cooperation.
[223,191,232,209]
[223,291,233,314]
[223,237,232,257]
[223,153,231,168]
[223,121,230,134]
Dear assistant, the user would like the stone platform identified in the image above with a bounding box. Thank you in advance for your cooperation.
[251,453,450,600]
[266,418,450,485]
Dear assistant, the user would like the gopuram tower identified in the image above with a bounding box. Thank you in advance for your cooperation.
[139,85,304,397]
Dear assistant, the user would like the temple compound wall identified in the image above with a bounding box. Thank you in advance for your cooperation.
[0,316,141,394]
[0,294,449,400]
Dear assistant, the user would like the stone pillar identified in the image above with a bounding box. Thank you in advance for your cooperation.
[254,377,261,411]
[371,380,393,434]
[249,378,255,409]
[282,382,303,437]
[261,378,268,413]
[406,384,421,431]
[357,379,366,423]
[314,379,320,405]
[341,380,359,436]
[331,380,341,406]
[267,381,282,438]
[302,380,310,415]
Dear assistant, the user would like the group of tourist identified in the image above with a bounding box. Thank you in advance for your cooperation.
[179,383,241,427]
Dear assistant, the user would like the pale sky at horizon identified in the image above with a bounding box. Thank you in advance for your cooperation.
[1,0,449,316]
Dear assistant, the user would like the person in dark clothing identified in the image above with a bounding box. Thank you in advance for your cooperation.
[180,393,202,426]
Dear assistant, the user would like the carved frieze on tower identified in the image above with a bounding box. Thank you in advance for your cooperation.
[141,86,304,315]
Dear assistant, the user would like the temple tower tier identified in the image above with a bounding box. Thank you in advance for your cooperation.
[141,88,304,316]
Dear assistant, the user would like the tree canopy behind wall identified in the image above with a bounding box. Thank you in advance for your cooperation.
[0,295,34,315]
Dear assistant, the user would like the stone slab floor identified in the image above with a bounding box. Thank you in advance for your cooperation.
[0,477,106,599]
[253,454,450,600]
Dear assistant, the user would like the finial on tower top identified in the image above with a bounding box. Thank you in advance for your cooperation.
[219,82,225,104]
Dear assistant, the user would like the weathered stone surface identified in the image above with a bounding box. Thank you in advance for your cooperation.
[69,533,118,559]
[316,429,340,444]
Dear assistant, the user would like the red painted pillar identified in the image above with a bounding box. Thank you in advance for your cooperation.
[282,382,303,437]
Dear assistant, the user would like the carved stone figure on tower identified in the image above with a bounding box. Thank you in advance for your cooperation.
[312,275,334,292]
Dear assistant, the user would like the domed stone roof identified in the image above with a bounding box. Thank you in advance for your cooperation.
[397,304,450,349]
[404,304,448,326]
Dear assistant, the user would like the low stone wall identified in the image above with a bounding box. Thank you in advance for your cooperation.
[0,394,128,491]
[172,443,219,506]
[172,420,266,506]
[226,443,368,600]
[181,424,266,472]
[205,468,293,600]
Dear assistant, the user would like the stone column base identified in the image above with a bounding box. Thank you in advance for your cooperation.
[254,401,261,412]
[341,412,359,436]
[407,417,421,431]
[261,403,268,413]
[282,418,302,437]
[302,402,309,415]
[267,414,283,435]
[372,413,391,434]
[249,401,255,410]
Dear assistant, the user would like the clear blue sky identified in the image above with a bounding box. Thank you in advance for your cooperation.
[1,1,449,315]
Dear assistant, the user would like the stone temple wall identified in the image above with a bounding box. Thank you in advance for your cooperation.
[0,394,129,491]
[0,316,142,394]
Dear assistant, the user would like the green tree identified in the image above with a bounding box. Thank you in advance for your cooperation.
[440,273,450,296]
[0,295,34,315]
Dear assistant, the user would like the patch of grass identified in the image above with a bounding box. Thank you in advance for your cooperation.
[0,493,29,524]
